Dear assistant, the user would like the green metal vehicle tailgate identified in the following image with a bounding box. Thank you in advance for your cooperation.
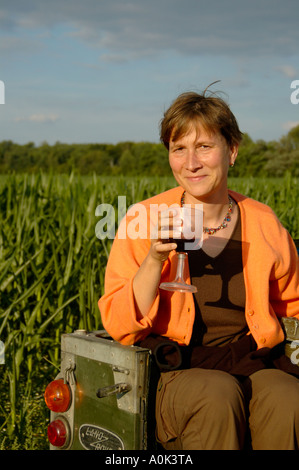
[50,330,152,450]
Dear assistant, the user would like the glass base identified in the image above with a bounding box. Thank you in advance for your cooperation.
[159,281,197,293]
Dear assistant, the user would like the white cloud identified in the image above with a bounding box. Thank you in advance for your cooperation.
[1,0,299,59]
[1,0,299,145]
[15,114,59,123]
[276,65,297,79]
[282,121,299,131]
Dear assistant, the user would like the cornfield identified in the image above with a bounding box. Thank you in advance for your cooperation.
[0,171,298,449]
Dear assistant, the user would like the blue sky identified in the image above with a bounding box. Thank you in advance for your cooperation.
[0,0,298,145]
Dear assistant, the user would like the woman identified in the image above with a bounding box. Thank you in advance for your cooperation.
[98,88,299,450]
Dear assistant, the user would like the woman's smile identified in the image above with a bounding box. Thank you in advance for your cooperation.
[185,174,208,183]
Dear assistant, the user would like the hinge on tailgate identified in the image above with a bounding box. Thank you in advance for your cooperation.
[64,360,76,385]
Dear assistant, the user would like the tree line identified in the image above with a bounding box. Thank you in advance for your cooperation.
[0,125,298,177]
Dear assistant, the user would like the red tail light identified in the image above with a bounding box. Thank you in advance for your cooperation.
[44,379,71,413]
[47,418,69,448]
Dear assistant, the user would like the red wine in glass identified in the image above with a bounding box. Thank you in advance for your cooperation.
[159,206,203,293]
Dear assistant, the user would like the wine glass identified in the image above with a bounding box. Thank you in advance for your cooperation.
[159,206,203,293]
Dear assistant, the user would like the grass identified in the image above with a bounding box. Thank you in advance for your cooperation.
[0,171,298,449]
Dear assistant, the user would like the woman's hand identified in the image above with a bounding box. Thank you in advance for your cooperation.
[132,208,182,317]
[149,208,182,263]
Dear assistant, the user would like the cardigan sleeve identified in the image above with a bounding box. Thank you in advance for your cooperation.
[97,187,196,347]
[269,229,299,319]
[230,190,299,318]
[98,210,162,345]
[230,191,299,349]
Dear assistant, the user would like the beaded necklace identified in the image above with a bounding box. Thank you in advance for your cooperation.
[180,191,233,235]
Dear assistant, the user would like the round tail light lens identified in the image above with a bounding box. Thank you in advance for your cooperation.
[47,418,69,448]
[44,378,71,413]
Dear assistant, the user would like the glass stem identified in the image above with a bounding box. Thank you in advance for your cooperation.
[175,252,187,282]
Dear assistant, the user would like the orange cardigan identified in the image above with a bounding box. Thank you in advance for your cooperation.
[98,187,299,349]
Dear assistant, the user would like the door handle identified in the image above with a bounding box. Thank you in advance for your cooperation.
[96,382,131,398]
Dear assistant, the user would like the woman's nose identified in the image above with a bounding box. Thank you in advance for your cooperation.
[185,150,202,171]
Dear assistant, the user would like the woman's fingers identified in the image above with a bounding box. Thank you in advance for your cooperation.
[157,209,183,240]
[148,209,183,262]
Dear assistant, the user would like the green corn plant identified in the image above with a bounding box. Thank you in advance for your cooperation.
[0,171,298,448]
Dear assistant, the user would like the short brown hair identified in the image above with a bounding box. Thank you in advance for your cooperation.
[160,86,243,149]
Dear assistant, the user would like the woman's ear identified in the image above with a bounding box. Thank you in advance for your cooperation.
[229,144,239,167]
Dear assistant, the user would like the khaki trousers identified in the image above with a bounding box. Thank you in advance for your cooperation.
[155,368,299,450]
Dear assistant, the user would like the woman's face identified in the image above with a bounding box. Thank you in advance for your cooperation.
[168,123,238,204]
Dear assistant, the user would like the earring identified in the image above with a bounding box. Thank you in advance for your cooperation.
[230,163,234,168]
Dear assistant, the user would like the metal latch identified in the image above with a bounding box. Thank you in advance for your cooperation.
[96,382,131,398]
[64,361,76,385]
